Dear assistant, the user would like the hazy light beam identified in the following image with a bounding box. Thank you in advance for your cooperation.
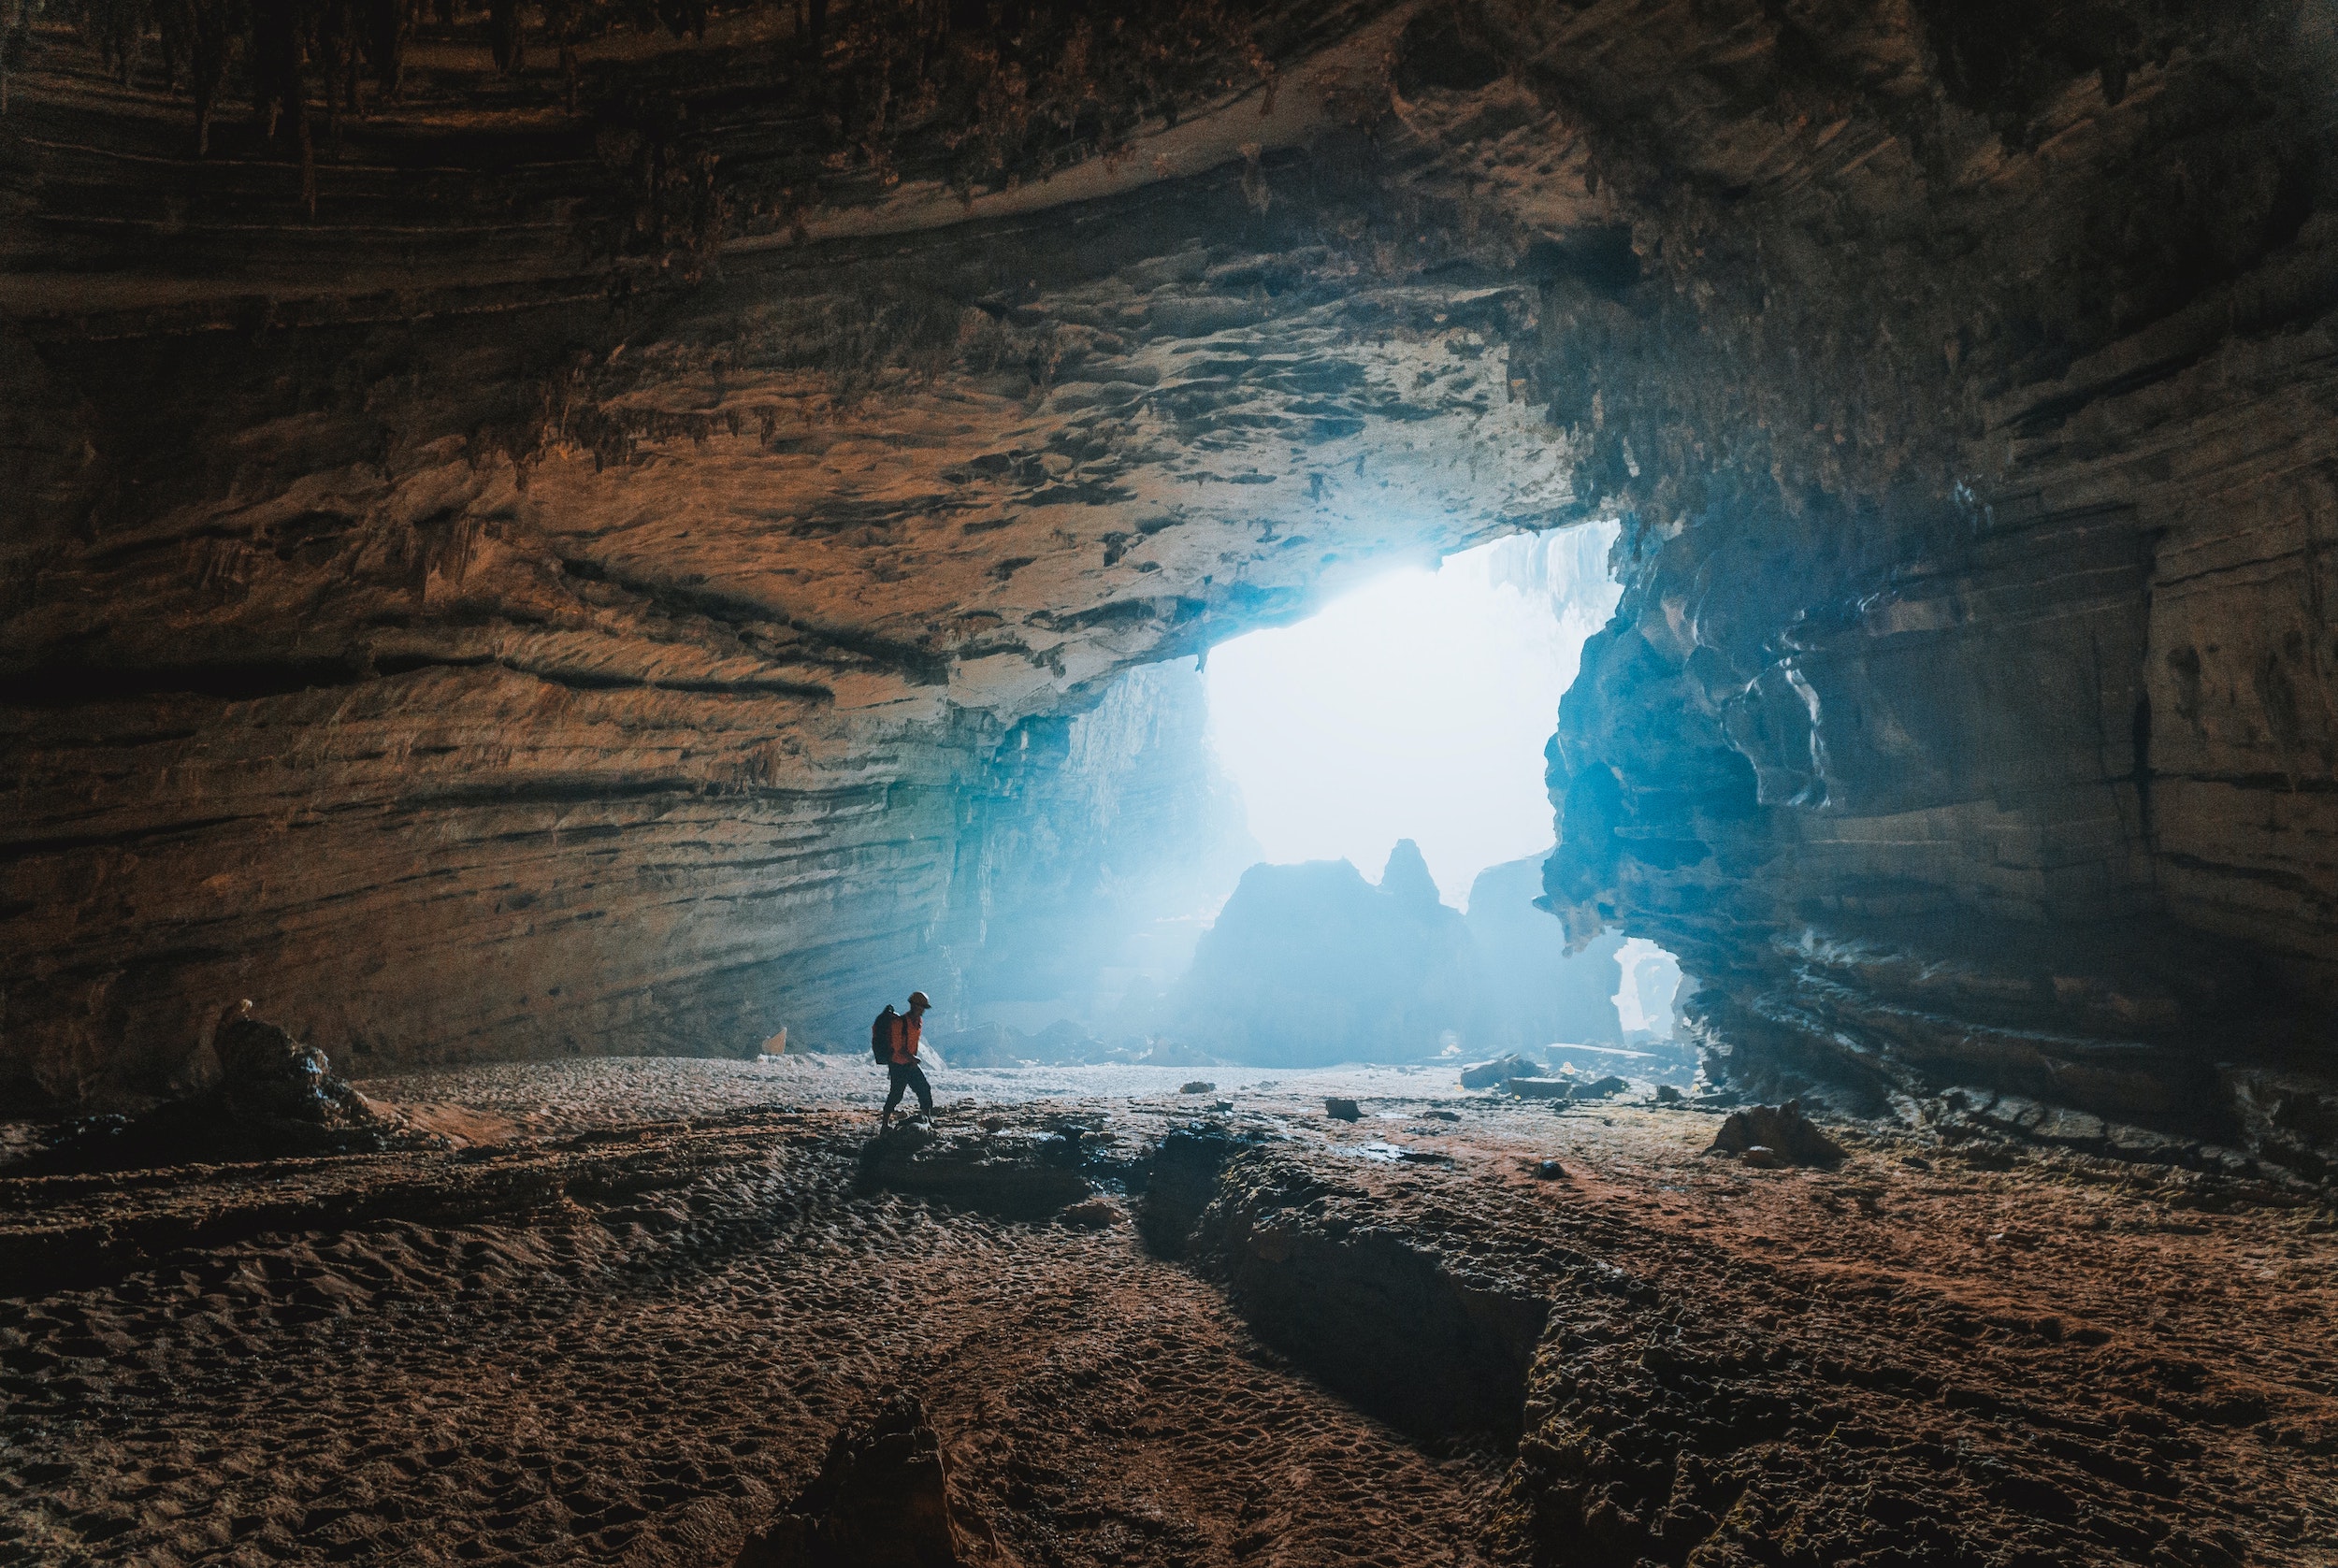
[1205,527,1621,905]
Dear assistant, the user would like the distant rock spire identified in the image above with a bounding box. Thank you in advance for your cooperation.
[1379,839,1442,908]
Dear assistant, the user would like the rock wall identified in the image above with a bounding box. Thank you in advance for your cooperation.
[5,0,2335,1129]
[944,657,1257,1026]
[1,8,1584,1108]
[1508,0,2338,1129]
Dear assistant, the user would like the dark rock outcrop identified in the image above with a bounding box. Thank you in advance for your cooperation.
[856,1119,1092,1217]
[737,1395,966,1568]
[1706,1101,1846,1169]
[34,1002,441,1172]
[1460,1053,1540,1089]
[1167,842,1480,1064]
[2222,1070,2338,1179]
[1184,1145,1550,1439]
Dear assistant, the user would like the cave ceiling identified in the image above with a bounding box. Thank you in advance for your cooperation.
[4,0,2335,1133]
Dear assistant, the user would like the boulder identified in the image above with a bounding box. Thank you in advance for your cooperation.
[1706,1100,1844,1167]
[736,1394,964,1568]
[1504,1078,1575,1100]
[2222,1067,2338,1176]
[858,1120,1090,1216]
[1324,1098,1363,1121]
[1461,1053,1540,1089]
[1572,1075,1631,1100]
[34,1002,439,1172]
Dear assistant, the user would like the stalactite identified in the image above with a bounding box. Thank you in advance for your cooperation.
[487,0,518,74]
[362,0,402,97]
[186,0,235,152]
[1,0,39,114]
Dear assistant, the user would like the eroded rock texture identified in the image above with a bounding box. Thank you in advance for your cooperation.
[4,0,2334,1135]
[1508,0,2338,1134]
[2,2,1572,1106]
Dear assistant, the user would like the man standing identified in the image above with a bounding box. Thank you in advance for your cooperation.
[879,989,935,1124]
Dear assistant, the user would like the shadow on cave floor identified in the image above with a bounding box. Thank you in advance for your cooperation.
[3,1059,2333,1566]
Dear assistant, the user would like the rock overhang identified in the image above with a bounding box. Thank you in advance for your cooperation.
[4,0,2335,1147]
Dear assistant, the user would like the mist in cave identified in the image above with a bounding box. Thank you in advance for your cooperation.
[1162,521,1692,1062]
[945,523,1692,1069]
[1205,525,1623,903]
[7,1,2333,1560]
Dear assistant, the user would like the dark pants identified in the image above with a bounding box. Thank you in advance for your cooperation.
[884,1060,932,1115]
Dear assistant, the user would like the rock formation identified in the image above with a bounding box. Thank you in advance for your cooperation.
[3,1,1573,1109]
[1705,1100,1847,1169]
[736,1394,971,1568]
[1165,841,1479,1063]
[1512,1,2338,1134]
[2,0,2333,1151]
[1462,853,1626,1050]
[945,657,1256,1027]
[36,1001,442,1170]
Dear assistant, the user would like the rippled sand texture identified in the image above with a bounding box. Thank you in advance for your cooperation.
[4,1058,2332,1566]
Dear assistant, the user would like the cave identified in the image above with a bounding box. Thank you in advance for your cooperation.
[3,0,2334,1562]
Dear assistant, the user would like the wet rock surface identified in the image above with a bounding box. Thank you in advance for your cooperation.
[3,1058,2329,1566]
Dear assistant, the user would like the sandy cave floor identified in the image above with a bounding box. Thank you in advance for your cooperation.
[2,1057,2333,1567]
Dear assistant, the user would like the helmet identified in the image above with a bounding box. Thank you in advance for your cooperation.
[907,990,932,1010]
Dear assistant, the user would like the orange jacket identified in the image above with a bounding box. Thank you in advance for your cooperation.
[888,1013,922,1066]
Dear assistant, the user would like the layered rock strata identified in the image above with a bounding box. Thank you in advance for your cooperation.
[3,9,1576,1106]
[5,0,2335,1133]
[1508,0,2338,1134]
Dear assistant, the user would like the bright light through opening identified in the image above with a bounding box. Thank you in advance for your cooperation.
[1205,525,1624,905]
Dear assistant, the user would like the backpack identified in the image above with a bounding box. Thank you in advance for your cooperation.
[870,1004,899,1065]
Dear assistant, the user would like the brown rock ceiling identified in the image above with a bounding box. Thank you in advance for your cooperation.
[3,0,2334,1150]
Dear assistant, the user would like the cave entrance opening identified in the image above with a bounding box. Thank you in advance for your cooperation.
[1205,526,1621,905]
[947,524,1692,1076]
[1195,525,1689,1058]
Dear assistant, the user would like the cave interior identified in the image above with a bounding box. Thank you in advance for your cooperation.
[3,0,2336,1563]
